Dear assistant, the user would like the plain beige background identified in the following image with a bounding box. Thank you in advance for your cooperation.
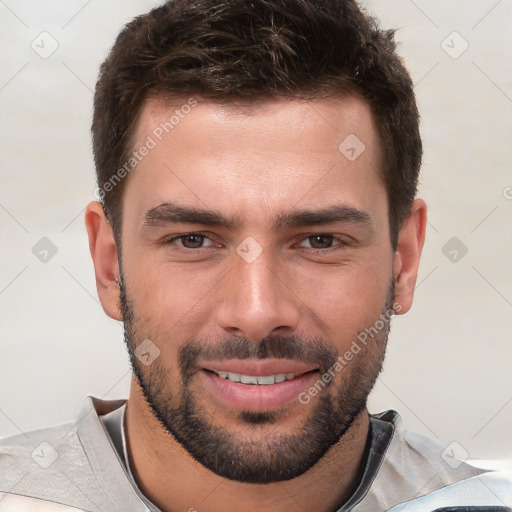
[0,0,511,466]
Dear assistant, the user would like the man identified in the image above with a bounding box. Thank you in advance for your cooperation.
[0,0,510,510]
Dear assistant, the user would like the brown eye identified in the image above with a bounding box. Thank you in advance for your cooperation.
[303,235,335,249]
[165,233,214,249]
[179,234,207,248]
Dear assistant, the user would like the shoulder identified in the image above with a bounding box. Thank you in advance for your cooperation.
[386,470,512,511]
[0,493,87,511]
[0,420,100,510]
[357,410,512,510]
[0,396,130,512]
[0,419,85,479]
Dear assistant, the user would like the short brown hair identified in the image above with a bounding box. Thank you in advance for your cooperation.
[92,0,422,249]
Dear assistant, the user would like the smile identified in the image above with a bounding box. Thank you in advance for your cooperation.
[198,360,320,412]
[208,370,299,385]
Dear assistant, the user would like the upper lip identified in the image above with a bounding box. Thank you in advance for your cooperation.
[200,358,318,377]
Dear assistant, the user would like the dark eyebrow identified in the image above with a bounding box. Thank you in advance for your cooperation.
[273,205,372,229]
[143,203,242,229]
[143,202,372,230]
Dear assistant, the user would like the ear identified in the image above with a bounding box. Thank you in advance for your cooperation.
[393,198,427,315]
[85,201,122,320]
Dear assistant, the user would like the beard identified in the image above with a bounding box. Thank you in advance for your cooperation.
[120,276,394,484]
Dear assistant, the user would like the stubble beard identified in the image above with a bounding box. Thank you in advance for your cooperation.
[120,277,394,484]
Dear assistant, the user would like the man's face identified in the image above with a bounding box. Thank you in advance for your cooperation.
[118,95,395,483]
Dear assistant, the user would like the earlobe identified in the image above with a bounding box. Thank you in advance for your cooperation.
[393,198,427,315]
[85,201,122,320]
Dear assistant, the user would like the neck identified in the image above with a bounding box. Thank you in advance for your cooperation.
[125,378,370,512]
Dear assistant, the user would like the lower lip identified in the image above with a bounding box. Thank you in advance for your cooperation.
[201,370,319,412]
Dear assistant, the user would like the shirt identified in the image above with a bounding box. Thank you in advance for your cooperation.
[98,401,395,511]
[0,396,510,511]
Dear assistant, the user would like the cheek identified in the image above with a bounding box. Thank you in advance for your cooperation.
[123,236,393,351]
[289,260,392,336]
[125,255,221,337]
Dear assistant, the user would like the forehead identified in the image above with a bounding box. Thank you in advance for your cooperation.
[124,94,385,227]
[138,94,380,158]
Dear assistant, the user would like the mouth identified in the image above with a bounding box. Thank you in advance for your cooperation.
[198,359,320,412]
[205,369,306,385]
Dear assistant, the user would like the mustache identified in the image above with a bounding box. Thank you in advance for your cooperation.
[178,333,339,381]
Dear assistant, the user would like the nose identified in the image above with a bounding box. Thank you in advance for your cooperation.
[216,248,301,343]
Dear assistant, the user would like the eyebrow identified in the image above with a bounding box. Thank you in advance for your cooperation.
[143,202,373,230]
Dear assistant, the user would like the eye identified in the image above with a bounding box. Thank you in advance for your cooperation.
[165,233,215,249]
[298,234,347,250]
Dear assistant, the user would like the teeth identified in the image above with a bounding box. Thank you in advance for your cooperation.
[213,371,297,385]
[240,374,258,385]
[257,375,275,385]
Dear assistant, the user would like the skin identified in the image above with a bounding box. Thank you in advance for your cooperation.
[86,95,426,512]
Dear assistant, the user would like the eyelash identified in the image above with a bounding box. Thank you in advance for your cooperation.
[164,233,217,251]
[163,232,350,252]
